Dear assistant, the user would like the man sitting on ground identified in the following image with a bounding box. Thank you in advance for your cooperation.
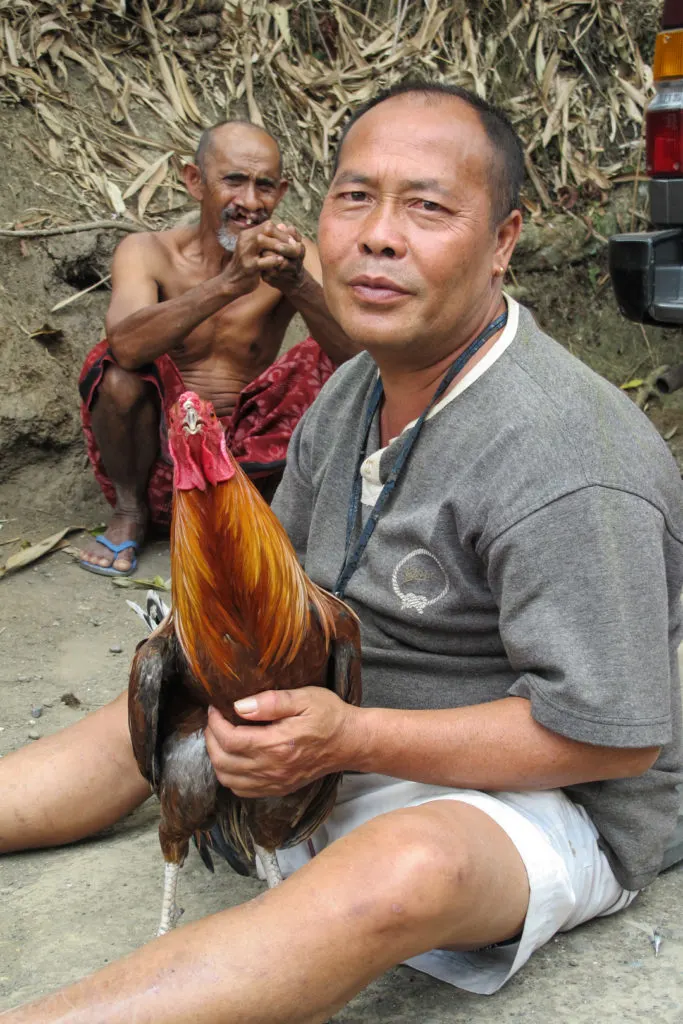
[2,83,682,1022]
[78,119,355,576]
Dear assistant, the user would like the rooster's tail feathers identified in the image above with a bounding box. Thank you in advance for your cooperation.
[126,591,171,635]
[193,824,255,878]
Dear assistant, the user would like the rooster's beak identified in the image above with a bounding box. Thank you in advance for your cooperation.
[182,403,203,435]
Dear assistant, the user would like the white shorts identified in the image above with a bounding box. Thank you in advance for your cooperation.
[272,773,639,995]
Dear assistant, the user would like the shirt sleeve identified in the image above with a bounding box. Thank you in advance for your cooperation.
[484,485,674,748]
[270,412,314,565]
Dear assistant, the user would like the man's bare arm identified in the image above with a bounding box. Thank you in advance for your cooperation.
[344,696,659,788]
[105,231,284,371]
[288,241,360,365]
[204,690,660,800]
[260,225,359,365]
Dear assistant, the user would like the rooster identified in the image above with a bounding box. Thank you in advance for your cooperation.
[128,391,362,935]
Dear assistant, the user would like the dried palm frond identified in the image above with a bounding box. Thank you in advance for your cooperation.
[0,0,655,229]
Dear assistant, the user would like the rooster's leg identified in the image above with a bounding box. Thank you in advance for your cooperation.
[157,861,182,936]
[255,844,283,888]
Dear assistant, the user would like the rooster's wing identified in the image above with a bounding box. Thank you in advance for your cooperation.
[239,595,362,853]
[316,595,362,707]
[128,627,183,791]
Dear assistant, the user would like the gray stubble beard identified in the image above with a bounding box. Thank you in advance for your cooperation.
[217,225,238,252]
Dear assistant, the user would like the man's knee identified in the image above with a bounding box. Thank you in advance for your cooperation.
[337,810,474,939]
[96,362,153,417]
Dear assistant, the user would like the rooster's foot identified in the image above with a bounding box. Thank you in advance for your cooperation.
[157,903,184,937]
[157,861,183,935]
[255,844,283,888]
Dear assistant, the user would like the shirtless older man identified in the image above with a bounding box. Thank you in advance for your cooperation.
[78,119,354,575]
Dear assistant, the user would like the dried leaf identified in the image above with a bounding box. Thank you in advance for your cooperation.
[620,379,645,390]
[47,137,63,164]
[242,39,264,127]
[122,150,174,200]
[30,322,64,344]
[36,102,64,137]
[111,574,171,591]
[535,30,546,83]
[617,75,647,110]
[140,0,185,120]
[541,51,561,102]
[462,15,483,96]
[50,275,111,312]
[138,158,168,219]
[35,31,56,60]
[37,19,64,35]
[542,76,579,148]
[270,3,290,45]
[171,55,202,124]
[4,22,18,66]
[0,526,83,579]
[103,178,126,215]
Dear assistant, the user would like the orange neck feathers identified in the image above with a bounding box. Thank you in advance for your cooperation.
[170,467,335,693]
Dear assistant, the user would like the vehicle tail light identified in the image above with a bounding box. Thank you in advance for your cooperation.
[646,3,683,177]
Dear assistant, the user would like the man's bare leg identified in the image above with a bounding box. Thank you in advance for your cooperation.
[2,800,530,1024]
[79,364,161,574]
[0,693,150,853]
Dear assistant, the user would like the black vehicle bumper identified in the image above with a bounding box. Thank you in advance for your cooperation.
[609,177,683,326]
[609,226,683,325]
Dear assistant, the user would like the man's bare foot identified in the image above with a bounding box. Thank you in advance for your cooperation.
[78,509,148,576]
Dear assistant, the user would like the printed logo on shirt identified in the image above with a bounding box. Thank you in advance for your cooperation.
[391,548,449,614]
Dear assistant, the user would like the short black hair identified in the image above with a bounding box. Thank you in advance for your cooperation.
[194,120,283,177]
[332,81,524,225]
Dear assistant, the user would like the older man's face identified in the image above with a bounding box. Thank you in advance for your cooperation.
[198,126,286,245]
[319,95,506,361]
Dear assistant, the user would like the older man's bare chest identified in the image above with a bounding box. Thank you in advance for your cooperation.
[158,263,290,417]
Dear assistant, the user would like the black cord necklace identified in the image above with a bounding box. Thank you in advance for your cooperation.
[333,309,508,600]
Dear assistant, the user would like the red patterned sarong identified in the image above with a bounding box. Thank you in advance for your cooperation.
[79,337,336,527]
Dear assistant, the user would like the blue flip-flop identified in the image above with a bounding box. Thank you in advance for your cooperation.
[78,535,140,577]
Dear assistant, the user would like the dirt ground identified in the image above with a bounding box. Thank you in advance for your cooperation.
[1,525,682,1019]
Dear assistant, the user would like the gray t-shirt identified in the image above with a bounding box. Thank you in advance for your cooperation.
[272,302,683,892]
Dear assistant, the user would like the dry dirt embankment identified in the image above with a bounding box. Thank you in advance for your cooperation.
[0,0,680,536]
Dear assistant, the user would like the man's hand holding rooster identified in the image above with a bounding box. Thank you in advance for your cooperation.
[205,688,361,797]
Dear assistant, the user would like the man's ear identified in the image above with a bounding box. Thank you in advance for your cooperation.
[183,162,204,202]
[494,209,523,276]
[276,179,289,204]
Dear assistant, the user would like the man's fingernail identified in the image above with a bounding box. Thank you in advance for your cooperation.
[234,698,258,714]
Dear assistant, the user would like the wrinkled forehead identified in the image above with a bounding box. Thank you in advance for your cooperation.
[205,126,281,178]
[335,95,493,195]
